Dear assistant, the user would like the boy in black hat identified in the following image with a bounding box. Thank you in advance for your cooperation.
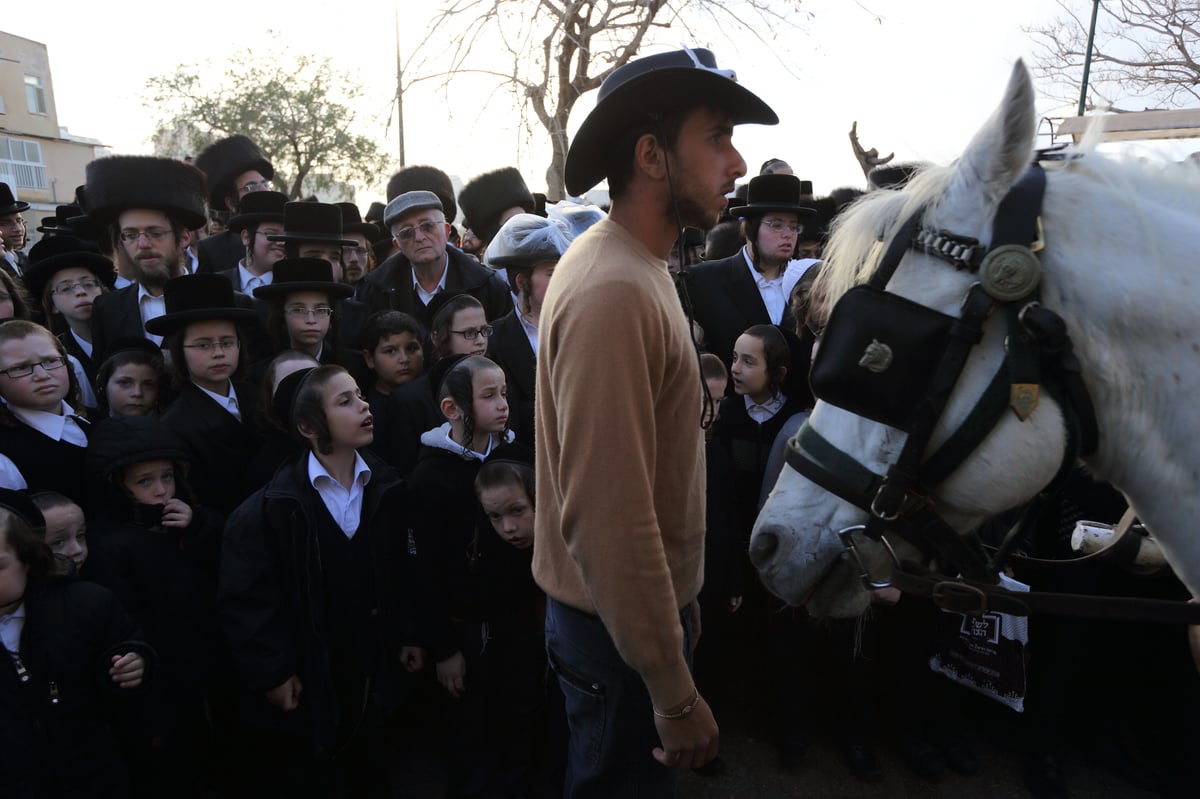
[193,135,275,274]
[535,47,776,794]
[219,190,288,295]
[0,182,31,277]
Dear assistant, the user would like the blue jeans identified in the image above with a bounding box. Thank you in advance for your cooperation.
[545,597,692,799]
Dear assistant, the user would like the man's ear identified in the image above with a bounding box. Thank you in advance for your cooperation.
[241,229,251,249]
[633,132,668,182]
[224,194,239,214]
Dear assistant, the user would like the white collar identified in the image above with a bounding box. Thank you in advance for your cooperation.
[9,400,87,443]
[307,450,372,491]
[412,254,449,292]
[195,380,241,419]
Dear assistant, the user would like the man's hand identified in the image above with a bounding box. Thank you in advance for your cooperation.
[109,652,146,688]
[266,675,303,711]
[436,651,466,698]
[652,695,719,769]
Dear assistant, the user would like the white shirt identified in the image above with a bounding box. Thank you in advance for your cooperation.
[70,329,94,359]
[184,246,199,275]
[0,602,25,658]
[114,275,133,290]
[11,400,89,446]
[0,454,28,490]
[195,380,242,421]
[412,254,448,306]
[68,353,98,410]
[237,260,273,294]
[516,305,539,356]
[742,247,787,324]
[308,451,372,538]
[745,391,787,424]
[137,284,166,346]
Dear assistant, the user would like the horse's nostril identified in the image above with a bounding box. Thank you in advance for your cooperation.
[749,529,779,567]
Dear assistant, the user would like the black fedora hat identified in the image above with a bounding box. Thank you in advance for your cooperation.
[459,167,537,245]
[252,257,355,301]
[36,205,81,235]
[336,203,381,240]
[24,236,115,300]
[728,174,817,218]
[193,135,275,211]
[85,156,209,230]
[226,191,288,233]
[564,47,778,196]
[0,183,30,217]
[267,202,356,247]
[144,273,261,336]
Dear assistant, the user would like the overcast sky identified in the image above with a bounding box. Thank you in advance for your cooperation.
[7,0,1187,205]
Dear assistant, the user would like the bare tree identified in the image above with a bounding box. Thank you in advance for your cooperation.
[409,0,809,200]
[1027,0,1200,111]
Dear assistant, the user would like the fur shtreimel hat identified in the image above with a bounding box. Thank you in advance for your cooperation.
[564,47,777,196]
[459,168,538,246]
[193,135,274,211]
[85,156,209,230]
[385,165,457,223]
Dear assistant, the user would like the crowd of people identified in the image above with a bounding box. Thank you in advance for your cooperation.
[1,45,1198,799]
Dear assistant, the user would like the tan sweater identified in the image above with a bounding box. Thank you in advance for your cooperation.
[533,217,706,710]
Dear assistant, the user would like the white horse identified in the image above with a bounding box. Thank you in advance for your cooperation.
[751,60,1200,618]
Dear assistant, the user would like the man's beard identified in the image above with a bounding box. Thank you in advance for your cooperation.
[121,248,181,290]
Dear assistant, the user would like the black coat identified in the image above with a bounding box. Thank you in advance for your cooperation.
[89,285,147,367]
[218,451,424,755]
[0,419,88,506]
[687,251,797,372]
[486,310,536,448]
[161,381,263,516]
[1,578,155,799]
[357,246,513,330]
[375,375,440,477]
[196,230,244,274]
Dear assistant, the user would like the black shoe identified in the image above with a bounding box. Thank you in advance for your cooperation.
[1023,752,1068,799]
[777,735,809,772]
[841,742,884,782]
[898,734,946,781]
[692,755,726,778]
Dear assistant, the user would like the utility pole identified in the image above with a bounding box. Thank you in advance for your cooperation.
[395,3,406,166]
[1077,0,1101,116]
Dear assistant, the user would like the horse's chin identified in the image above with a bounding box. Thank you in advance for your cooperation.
[802,558,872,619]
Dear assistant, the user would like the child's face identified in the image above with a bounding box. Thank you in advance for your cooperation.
[105,363,160,417]
[42,503,87,569]
[444,307,488,356]
[284,291,333,350]
[318,371,374,451]
[730,333,772,402]
[181,319,240,394]
[0,529,29,614]
[48,267,104,324]
[472,367,509,434]
[123,459,177,505]
[703,375,727,429]
[478,483,534,549]
[0,332,70,413]
[365,332,424,391]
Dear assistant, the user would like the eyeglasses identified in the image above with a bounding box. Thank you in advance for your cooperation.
[237,180,272,194]
[255,229,285,239]
[119,228,174,244]
[182,339,241,353]
[0,356,68,379]
[51,279,104,296]
[450,325,494,341]
[395,221,442,243]
[762,219,803,235]
[285,306,334,319]
[343,246,369,257]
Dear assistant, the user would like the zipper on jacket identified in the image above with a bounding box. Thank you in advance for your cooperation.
[48,680,59,704]
[12,653,30,683]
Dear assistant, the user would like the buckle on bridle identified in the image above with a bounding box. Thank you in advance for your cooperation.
[932,581,990,615]
[838,525,901,590]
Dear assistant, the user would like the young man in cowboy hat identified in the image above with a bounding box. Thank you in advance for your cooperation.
[83,155,211,364]
[193,135,276,274]
[688,172,816,376]
[219,190,289,295]
[534,47,777,795]
[0,182,32,277]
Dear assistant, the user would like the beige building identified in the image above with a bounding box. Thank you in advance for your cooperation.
[0,30,106,240]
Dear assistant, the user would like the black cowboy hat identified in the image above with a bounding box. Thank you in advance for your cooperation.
[728,174,817,218]
[564,47,777,196]
[193,135,275,211]
[459,167,537,245]
[336,203,382,240]
[267,202,356,247]
[0,183,30,216]
[386,164,457,222]
[226,191,288,233]
[85,156,209,230]
[23,236,115,299]
[252,257,355,301]
[144,273,261,336]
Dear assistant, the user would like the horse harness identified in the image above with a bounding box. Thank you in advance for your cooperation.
[784,156,1200,625]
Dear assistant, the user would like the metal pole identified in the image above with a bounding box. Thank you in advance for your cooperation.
[395,4,406,166]
[1077,0,1101,116]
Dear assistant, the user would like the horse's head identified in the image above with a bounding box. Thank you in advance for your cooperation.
[752,61,1073,617]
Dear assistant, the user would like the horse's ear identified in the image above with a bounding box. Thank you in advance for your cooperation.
[953,60,1037,211]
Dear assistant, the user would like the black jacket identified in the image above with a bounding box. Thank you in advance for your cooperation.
[218,451,425,755]
[486,310,536,448]
[196,230,244,274]
[357,246,513,330]
[89,285,147,367]
[688,251,797,372]
[1,578,155,799]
